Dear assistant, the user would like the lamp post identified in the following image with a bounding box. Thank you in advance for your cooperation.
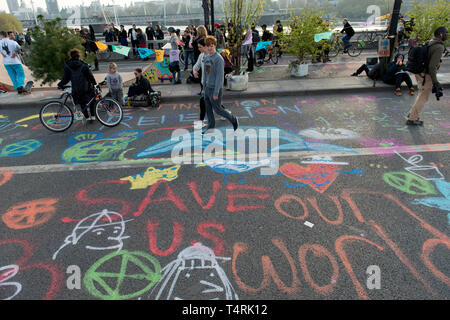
[210,0,215,34]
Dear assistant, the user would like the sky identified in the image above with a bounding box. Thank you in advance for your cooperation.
[0,0,167,13]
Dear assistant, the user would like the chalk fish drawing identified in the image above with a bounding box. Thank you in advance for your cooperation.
[149,243,239,300]
[53,209,132,260]
[197,158,275,184]
[413,179,450,225]
[135,126,358,158]
[0,265,21,300]
[121,165,181,190]
[62,130,142,164]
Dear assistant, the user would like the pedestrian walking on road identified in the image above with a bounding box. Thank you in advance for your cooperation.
[201,36,238,134]
[406,26,447,126]
[0,31,27,94]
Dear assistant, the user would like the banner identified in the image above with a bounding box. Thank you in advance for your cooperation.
[378,38,390,57]
[137,48,155,59]
[155,50,165,62]
[95,42,108,51]
[256,41,272,52]
[314,31,333,43]
[112,45,131,56]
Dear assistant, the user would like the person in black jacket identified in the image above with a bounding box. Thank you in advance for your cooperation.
[127,68,154,98]
[146,22,155,49]
[340,18,355,52]
[57,49,97,120]
[81,28,99,71]
[382,53,414,96]
[119,25,128,46]
[128,24,138,56]
[154,25,164,49]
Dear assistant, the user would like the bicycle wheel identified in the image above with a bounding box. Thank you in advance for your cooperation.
[327,40,340,58]
[40,101,73,132]
[95,98,123,127]
[255,50,264,67]
[348,41,363,57]
[271,47,279,64]
[179,51,185,66]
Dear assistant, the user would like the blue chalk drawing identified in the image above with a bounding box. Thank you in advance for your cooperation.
[0,138,42,157]
[413,179,450,225]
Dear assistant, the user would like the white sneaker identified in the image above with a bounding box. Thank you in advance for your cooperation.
[194,121,207,129]
[88,116,96,121]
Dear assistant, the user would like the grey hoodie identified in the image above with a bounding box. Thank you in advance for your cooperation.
[203,52,224,96]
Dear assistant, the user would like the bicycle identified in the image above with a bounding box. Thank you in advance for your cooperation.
[255,43,279,67]
[327,34,364,58]
[356,31,385,49]
[39,81,123,132]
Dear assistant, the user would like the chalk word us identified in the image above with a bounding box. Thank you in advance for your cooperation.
[170,128,280,175]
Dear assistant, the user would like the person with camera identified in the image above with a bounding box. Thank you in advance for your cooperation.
[406,26,447,126]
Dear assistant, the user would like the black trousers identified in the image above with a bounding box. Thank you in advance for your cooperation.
[73,91,96,119]
[395,73,413,89]
[131,39,138,55]
[356,64,370,76]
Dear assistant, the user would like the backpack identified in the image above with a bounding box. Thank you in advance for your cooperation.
[406,42,439,74]
[252,30,260,43]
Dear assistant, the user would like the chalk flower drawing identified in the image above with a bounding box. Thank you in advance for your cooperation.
[120,165,181,190]
[0,265,21,300]
[52,209,132,260]
[150,243,239,300]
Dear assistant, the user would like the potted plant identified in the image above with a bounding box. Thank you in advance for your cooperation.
[223,0,266,91]
[280,8,330,78]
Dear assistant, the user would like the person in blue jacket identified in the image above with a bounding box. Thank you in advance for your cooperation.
[382,53,415,96]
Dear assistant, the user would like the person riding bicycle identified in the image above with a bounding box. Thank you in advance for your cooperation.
[57,48,97,120]
[340,18,355,53]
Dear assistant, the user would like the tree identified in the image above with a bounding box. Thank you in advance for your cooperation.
[281,7,329,66]
[336,0,394,20]
[406,0,450,44]
[25,16,91,86]
[0,13,23,32]
[223,0,267,74]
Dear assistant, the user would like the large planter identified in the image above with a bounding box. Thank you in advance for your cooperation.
[290,63,309,78]
[225,72,248,91]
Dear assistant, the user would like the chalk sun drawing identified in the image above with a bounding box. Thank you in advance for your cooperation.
[135,126,358,158]
[150,243,239,300]
[120,165,181,190]
[61,130,142,164]
[52,209,132,260]
[0,265,21,300]
[197,158,275,184]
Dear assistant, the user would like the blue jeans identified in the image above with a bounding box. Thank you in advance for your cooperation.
[4,64,25,90]
[342,35,352,49]
[184,50,195,69]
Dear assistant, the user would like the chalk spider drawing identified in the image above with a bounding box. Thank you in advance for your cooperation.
[150,243,238,300]
[52,209,132,260]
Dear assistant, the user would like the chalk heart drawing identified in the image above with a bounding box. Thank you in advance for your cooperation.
[280,163,340,193]
[0,138,42,157]
[383,172,437,196]
[0,265,22,300]
[298,128,359,140]
[83,250,161,300]
[53,209,132,260]
[135,126,357,158]
[2,198,58,230]
[62,130,142,164]
[150,243,239,300]
[120,165,181,190]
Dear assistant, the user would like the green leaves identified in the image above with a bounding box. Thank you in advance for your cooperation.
[24,16,86,86]
[406,0,450,45]
[0,13,23,33]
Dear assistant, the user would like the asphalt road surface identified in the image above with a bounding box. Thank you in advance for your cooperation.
[0,90,449,301]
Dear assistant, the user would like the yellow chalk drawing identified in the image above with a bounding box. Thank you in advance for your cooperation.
[121,165,181,190]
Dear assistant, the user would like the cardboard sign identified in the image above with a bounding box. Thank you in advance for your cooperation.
[378,38,390,57]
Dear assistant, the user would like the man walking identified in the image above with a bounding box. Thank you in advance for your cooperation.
[407,26,447,126]
[0,31,26,94]
[202,36,238,134]
[340,18,355,53]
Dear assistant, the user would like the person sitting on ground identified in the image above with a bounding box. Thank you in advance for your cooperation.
[351,60,383,81]
[58,48,97,120]
[127,68,154,99]
[382,53,415,96]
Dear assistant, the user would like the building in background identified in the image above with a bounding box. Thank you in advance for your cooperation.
[45,0,59,16]
[6,0,20,13]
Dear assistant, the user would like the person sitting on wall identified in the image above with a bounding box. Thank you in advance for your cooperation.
[127,68,154,99]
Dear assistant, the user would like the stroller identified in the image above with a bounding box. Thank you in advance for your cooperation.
[127,91,162,108]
